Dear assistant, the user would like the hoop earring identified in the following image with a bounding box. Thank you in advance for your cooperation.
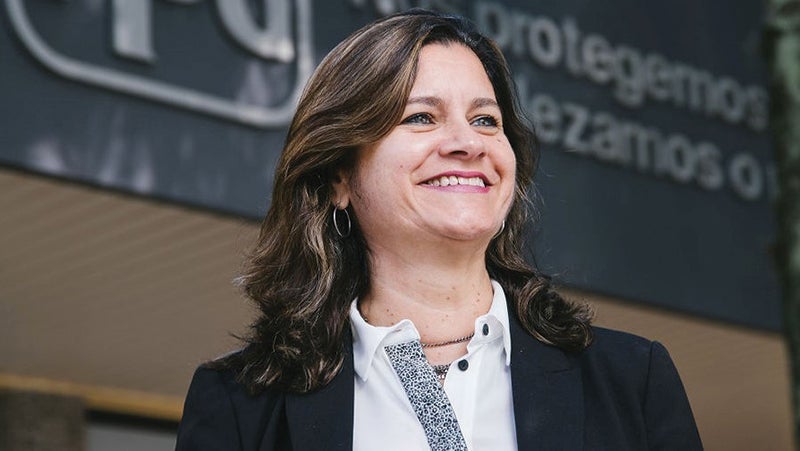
[492,220,506,240]
[332,207,352,238]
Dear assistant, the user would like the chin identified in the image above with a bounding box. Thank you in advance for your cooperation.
[439,224,496,242]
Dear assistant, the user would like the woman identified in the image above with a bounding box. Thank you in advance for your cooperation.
[176,10,702,451]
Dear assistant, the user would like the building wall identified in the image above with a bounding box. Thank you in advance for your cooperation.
[0,169,794,450]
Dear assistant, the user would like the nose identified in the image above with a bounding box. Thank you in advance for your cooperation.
[438,120,486,159]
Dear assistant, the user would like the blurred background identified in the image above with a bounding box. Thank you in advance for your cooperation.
[0,0,795,449]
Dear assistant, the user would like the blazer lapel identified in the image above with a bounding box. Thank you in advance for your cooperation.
[284,337,355,451]
[509,313,584,450]
[282,312,584,450]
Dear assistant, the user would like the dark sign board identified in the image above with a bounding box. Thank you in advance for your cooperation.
[0,0,780,329]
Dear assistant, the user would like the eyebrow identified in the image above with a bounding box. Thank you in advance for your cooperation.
[405,96,500,110]
[472,97,499,109]
[406,96,442,107]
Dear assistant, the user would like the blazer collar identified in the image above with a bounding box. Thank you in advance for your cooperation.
[509,311,585,450]
[284,333,355,451]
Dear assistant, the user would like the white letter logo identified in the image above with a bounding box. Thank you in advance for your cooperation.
[5,0,314,128]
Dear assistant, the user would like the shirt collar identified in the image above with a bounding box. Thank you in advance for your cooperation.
[485,279,513,366]
[349,280,513,382]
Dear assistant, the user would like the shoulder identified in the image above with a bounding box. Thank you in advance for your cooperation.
[577,326,673,386]
[567,326,688,413]
[176,355,287,451]
[191,352,287,415]
[580,326,692,396]
[589,325,653,350]
[585,326,657,360]
[183,362,271,407]
[584,326,669,362]
[574,327,702,448]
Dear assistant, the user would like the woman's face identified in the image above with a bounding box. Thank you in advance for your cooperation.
[334,43,516,251]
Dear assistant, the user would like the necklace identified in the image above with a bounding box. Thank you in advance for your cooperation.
[360,313,474,348]
[420,333,474,348]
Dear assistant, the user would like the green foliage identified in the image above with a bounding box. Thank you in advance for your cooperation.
[765,0,800,446]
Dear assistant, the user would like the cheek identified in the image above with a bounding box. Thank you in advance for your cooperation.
[500,147,517,200]
[348,173,373,212]
[349,162,395,216]
[500,145,517,175]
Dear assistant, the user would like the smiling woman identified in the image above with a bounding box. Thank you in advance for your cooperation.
[333,43,516,247]
[176,9,702,451]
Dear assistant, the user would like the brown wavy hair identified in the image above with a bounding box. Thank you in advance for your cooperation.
[220,9,593,394]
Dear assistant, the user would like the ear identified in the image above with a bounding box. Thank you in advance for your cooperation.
[331,168,351,209]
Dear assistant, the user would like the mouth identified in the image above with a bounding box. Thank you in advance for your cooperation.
[421,173,489,188]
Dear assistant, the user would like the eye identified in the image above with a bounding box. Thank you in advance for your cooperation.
[401,112,434,125]
[472,115,500,128]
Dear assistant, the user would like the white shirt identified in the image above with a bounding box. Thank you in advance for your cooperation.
[350,280,518,451]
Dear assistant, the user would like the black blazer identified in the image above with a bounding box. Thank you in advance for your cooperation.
[176,316,703,450]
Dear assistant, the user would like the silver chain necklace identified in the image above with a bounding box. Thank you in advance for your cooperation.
[360,313,474,348]
[420,333,474,348]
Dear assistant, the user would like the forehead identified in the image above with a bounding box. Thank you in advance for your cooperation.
[410,43,495,99]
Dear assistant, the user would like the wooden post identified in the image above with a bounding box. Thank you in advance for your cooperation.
[0,390,86,451]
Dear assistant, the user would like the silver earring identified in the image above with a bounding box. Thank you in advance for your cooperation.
[332,207,351,238]
[492,220,506,239]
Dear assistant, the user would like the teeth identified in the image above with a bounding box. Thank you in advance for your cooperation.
[424,176,486,187]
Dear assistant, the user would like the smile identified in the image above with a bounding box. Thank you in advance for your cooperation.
[422,175,486,187]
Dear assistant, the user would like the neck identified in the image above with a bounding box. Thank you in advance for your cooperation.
[360,242,494,363]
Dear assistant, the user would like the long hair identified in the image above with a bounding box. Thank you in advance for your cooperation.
[222,10,593,394]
